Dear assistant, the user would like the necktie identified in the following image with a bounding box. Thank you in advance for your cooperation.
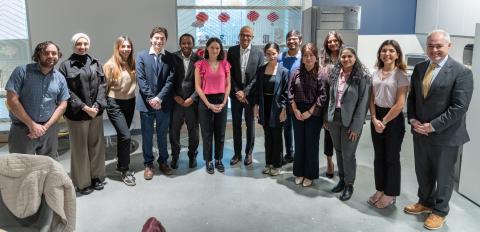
[155,54,163,77]
[422,62,437,98]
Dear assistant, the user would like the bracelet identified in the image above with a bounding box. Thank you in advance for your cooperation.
[381,120,387,126]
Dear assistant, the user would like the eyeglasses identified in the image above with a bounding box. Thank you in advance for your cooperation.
[239,34,254,38]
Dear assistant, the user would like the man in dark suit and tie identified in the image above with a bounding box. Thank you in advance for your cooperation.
[227,26,264,166]
[169,33,202,169]
[405,29,474,230]
[136,26,175,180]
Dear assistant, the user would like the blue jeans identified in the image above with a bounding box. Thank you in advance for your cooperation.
[140,110,171,166]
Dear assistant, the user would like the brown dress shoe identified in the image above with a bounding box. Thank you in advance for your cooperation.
[424,213,446,230]
[159,163,173,175]
[404,203,433,215]
[144,166,154,180]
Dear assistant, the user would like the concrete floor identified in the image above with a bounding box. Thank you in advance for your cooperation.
[1,121,480,232]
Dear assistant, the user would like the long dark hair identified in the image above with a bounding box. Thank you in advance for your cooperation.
[375,40,407,71]
[321,31,344,65]
[296,43,319,77]
[204,37,224,60]
[330,47,369,82]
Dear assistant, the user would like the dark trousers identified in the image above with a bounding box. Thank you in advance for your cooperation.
[106,97,135,171]
[262,94,283,168]
[371,105,405,196]
[169,102,199,159]
[413,135,460,217]
[323,129,334,156]
[292,103,322,179]
[283,107,294,156]
[198,94,227,162]
[329,109,361,184]
[230,97,255,157]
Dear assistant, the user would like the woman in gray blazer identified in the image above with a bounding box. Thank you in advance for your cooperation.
[327,47,371,201]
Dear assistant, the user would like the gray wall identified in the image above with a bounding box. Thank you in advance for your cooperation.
[312,0,417,35]
[26,0,178,64]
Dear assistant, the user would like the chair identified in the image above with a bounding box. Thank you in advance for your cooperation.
[0,194,53,232]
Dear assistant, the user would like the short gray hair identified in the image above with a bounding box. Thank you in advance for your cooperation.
[427,29,451,43]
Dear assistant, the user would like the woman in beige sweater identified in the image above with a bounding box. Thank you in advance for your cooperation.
[104,36,137,186]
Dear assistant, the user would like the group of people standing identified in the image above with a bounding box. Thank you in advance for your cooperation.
[5,25,472,230]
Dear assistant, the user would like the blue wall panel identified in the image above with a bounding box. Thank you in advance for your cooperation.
[312,0,417,35]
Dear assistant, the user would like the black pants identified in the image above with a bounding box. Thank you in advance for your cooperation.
[106,97,135,171]
[231,96,255,157]
[292,103,322,179]
[169,102,199,159]
[198,94,227,162]
[262,94,283,168]
[323,129,333,156]
[371,105,405,196]
[413,135,460,217]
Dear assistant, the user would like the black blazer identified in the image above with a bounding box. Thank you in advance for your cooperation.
[255,63,289,128]
[227,45,264,99]
[407,57,474,146]
[172,51,202,101]
[59,54,107,121]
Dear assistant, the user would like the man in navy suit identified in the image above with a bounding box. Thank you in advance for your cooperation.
[405,29,474,230]
[136,26,175,180]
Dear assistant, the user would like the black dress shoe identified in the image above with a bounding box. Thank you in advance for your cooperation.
[215,160,225,173]
[91,178,104,190]
[78,187,93,195]
[170,157,179,169]
[331,180,345,193]
[339,184,354,201]
[282,154,294,165]
[230,155,241,166]
[244,154,253,166]
[189,158,197,168]
[206,161,214,174]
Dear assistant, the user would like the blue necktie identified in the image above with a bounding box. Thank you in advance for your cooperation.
[155,54,163,77]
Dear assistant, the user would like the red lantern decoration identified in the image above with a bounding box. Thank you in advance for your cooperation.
[247,10,260,24]
[196,12,209,23]
[218,12,230,23]
[267,12,279,25]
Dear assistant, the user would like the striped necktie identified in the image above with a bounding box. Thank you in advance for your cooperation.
[422,62,437,98]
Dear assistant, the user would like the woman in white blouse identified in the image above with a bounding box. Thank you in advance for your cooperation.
[368,40,409,208]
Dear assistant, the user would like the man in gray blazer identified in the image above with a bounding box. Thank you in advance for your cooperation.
[169,33,202,169]
[227,26,264,166]
[405,29,474,230]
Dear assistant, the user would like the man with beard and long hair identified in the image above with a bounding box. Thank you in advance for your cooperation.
[6,41,70,158]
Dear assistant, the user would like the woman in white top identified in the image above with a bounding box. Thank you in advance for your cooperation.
[368,40,409,208]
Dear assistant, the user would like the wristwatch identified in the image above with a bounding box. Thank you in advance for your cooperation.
[381,120,387,126]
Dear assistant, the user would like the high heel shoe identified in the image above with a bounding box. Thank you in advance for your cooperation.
[374,196,396,209]
[302,178,313,187]
[367,191,384,206]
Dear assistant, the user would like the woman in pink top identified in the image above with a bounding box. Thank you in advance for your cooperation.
[194,37,231,174]
[368,40,409,208]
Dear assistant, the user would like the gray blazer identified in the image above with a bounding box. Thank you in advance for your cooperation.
[227,45,264,99]
[407,57,473,146]
[327,65,371,133]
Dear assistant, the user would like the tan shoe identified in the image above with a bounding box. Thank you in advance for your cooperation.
[404,203,433,215]
[424,213,446,230]
[159,163,173,175]
[144,166,154,180]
